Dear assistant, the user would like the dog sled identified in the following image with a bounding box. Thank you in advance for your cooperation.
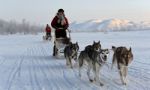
[43,34,51,41]
[53,29,71,57]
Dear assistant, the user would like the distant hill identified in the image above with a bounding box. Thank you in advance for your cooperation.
[70,19,150,32]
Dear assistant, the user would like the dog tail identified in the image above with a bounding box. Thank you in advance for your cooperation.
[112,46,116,52]
[78,51,84,68]
[111,53,116,70]
[78,51,85,77]
[111,46,117,70]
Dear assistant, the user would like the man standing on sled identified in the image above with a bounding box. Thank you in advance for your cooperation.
[45,24,51,40]
[51,9,70,56]
[51,9,69,38]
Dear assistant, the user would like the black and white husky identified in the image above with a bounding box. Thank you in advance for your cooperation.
[112,46,133,85]
[78,41,109,86]
[64,42,79,68]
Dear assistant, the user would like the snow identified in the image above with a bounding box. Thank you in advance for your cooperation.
[0,30,150,90]
[70,19,150,32]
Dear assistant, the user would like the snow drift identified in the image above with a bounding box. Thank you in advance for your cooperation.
[70,19,150,32]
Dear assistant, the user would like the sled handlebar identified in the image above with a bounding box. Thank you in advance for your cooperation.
[56,28,71,32]
[57,28,64,29]
[66,29,71,33]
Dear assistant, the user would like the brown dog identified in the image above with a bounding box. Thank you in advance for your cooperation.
[112,46,133,85]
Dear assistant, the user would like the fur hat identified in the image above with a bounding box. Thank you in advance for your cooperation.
[58,9,64,13]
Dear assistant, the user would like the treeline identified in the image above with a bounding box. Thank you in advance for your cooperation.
[0,19,44,35]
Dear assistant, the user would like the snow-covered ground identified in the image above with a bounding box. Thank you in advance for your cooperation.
[0,30,150,90]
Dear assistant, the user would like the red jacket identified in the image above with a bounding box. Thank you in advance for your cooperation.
[45,26,51,32]
[51,16,69,30]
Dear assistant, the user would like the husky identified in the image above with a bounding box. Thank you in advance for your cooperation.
[78,44,109,86]
[85,41,101,52]
[64,42,79,68]
[100,49,109,63]
[84,41,101,59]
[111,46,133,85]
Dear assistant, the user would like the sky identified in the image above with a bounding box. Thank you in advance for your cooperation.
[0,0,150,25]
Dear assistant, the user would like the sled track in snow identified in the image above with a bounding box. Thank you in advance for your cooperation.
[0,57,6,66]
[26,45,74,90]
[101,62,150,90]
[33,46,60,90]
[6,60,18,90]
[5,49,27,90]
[1,42,150,90]
[27,46,56,90]
[29,48,43,90]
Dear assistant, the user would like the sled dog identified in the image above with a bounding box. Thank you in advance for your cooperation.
[112,46,133,85]
[64,42,79,68]
[78,43,109,86]
[84,41,101,52]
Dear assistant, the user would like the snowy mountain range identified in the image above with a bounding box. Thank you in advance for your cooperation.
[70,19,150,32]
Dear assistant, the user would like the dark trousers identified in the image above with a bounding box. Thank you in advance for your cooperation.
[55,30,66,38]
[46,32,51,36]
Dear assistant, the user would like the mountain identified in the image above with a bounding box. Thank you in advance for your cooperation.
[69,19,150,32]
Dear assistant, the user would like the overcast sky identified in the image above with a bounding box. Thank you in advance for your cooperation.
[0,0,150,25]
